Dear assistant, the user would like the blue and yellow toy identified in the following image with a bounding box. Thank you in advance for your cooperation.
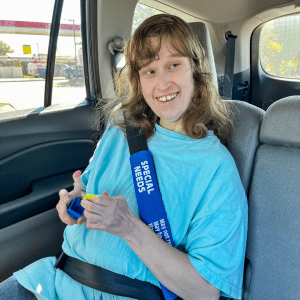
[67,194,96,219]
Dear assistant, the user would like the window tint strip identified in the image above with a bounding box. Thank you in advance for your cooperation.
[88,0,101,100]
[80,0,90,100]
[44,0,64,107]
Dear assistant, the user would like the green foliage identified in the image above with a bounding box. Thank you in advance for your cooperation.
[267,40,283,53]
[132,3,162,34]
[0,40,14,56]
[260,17,300,79]
[260,22,282,75]
[280,59,298,77]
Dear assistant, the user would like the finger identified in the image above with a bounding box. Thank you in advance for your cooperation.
[66,216,77,226]
[58,189,77,225]
[69,170,83,198]
[77,215,87,225]
[84,209,102,223]
[59,189,72,204]
[79,191,108,226]
[56,203,77,226]
[84,197,109,208]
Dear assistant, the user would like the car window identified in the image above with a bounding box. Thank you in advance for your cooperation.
[52,0,86,107]
[113,3,162,72]
[260,13,300,80]
[0,0,85,115]
[0,0,54,113]
[132,3,162,35]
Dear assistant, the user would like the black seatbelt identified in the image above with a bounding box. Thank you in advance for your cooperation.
[55,251,164,300]
[125,123,149,155]
[223,31,237,99]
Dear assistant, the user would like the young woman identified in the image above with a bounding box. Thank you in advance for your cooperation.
[0,14,248,300]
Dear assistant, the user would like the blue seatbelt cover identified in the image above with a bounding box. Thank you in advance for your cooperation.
[129,149,179,300]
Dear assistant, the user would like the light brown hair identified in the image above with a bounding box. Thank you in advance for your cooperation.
[96,13,235,143]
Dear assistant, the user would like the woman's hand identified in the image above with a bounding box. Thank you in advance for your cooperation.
[81,193,138,239]
[56,170,87,226]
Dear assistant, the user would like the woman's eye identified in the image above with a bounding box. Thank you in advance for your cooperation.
[171,63,179,68]
[146,70,154,75]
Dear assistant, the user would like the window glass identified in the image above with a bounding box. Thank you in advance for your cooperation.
[0,0,54,113]
[0,0,85,115]
[132,3,162,34]
[110,3,162,72]
[260,14,300,79]
[52,0,86,107]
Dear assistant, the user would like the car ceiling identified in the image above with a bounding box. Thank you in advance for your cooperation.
[140,0,299,23]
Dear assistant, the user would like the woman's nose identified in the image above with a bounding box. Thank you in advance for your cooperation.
[156,69,171,90]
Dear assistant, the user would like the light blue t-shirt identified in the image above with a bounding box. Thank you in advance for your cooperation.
[14,123,248,300]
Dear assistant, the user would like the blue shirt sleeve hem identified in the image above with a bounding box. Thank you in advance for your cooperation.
[187,254,242,299]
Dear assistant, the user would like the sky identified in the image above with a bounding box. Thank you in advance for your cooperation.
[0,0,82,56]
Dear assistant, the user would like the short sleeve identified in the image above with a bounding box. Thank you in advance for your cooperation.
[81,157,95,191]
[186,158,248,299]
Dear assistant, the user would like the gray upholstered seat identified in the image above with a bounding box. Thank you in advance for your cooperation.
[188,22,218,89]
[189,21,264,197]
[227,100,265,196]
[184,22,300,300]
[243,96,300,299]
[189,22,262,300]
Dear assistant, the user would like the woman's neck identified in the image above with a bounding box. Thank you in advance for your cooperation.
[158,119,186,135]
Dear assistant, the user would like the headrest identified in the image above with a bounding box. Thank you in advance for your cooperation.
[260,96,300,148]
[188,22,218,90]
[227,100,265,196]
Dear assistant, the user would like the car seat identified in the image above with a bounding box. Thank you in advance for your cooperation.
[189,22,265,300]
[243,95,300,299]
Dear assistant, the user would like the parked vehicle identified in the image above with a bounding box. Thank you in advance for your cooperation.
[37,65,65,79]
[63,65,84,79]
[28,62,46,77]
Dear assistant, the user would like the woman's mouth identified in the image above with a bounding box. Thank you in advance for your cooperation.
[156,92,179,102]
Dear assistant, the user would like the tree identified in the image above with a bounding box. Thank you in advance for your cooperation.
[0,40,14,56]
[260,17,300,79]
[260,22,283,76]
[132,3,162,34]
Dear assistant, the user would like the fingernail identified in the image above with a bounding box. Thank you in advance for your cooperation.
[59,189,68,195]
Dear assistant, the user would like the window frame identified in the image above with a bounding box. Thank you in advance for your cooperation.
[250,15,300,110]
[258,13,300,81]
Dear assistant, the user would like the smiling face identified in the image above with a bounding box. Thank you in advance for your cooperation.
[138,37,195,134]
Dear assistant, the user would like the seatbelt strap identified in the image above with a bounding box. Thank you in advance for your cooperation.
[125,118,183,300]
[223,32,237,99]
[55,251,164,300]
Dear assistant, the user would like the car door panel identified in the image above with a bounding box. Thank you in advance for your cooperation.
[0,103,98,159]
[0,208,66,282]
[0,102,100,281]
[1,140,95,204]
[0,170,86,229]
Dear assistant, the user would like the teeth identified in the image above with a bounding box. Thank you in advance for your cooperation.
[157,92,178,102]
